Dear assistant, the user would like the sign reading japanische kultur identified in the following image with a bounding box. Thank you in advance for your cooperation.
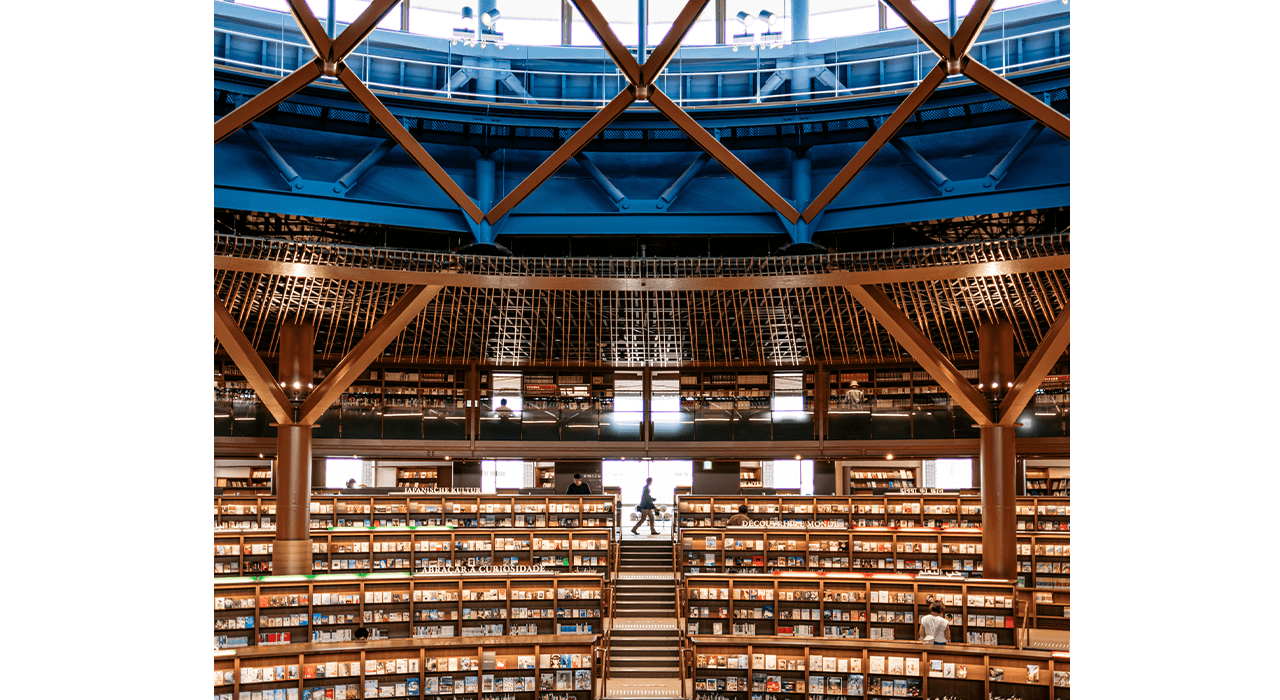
[393,487,483,495]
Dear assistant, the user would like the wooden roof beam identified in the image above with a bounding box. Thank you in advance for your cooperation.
[213,292,294,425]
[296,285,443,424]
[846,283,994,426]
[999,302,1070,424]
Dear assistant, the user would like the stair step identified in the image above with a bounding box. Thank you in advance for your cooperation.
[609,629,680,638]
[608,667,681,678]
[609,655,679,665]
[606,646,679,657]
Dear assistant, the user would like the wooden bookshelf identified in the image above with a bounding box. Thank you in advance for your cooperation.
[675,496,1068,534]
[847,467,918,493]
[1024,468,1050,497]
[682,573,1023,645]
[672,495,1068,590]
[214,528,614,578]
[394,464,448,489]
[214,632,600,700]
[214,494,621,534]
[740,462,763,490]
[688,637,1069,700]
[677,527,1069,592]
[215,573,606,651]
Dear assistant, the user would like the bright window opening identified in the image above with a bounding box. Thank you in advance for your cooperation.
[491,372,523,413]
[325,458,365,488]
[772,371,805,419]
[602,459,692,508]
[770,459,814,495]
[927,458,974,489]
[482,460,525,493]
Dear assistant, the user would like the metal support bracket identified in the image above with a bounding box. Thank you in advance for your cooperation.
[658,153,710,208]
[447,67,474,94]
[498,72,538,104]
[890,137,954,193]
[984,122,1046,188]
[244,124,303,189]
[575,153,631,210]
[333,139,395,195]
[812,67,849,97]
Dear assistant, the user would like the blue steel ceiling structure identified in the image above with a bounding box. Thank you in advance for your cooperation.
[213,0,1069,252]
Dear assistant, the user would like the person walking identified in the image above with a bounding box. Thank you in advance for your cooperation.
[631,477,659,535]
[919,601,949,645]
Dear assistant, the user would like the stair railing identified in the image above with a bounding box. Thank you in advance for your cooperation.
[601,626,612,688]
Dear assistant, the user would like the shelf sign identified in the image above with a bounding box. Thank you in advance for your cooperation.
[392,487,483,495]
[737,520,847,530]
[892,488,953,495]
[417,563,552,576]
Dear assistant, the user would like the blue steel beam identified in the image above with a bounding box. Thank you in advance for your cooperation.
[213,179,1066,237]
[214,117,1066,234]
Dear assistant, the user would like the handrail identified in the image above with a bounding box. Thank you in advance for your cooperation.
[214,21,1068,109]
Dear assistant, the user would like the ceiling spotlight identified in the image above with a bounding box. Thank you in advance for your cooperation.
[735,10,755,27]
[794,455,802,461]
[757,10,777,26]
[460,7,474,20]
[480,9,500,28]
[885,454,894,460]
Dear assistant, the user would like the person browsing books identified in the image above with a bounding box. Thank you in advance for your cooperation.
[565,473,592,495]
[919,601,949,645]
[727,504,752,526]
[631,477,659,535]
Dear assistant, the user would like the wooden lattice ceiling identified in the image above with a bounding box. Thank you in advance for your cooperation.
[214,232,1069,367]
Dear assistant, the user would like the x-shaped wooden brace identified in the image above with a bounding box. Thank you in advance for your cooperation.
[485,0,801,225]
[213,0,485,223]
[801,0,1071,223]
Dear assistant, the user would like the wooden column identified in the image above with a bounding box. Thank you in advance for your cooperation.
[978,322,1017,581]
[274,322,314,576]
[274,424,314,574]
[815,363,829,442]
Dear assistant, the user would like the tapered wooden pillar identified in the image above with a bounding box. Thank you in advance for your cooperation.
[273,322,314,575]
[978,322,1017,581]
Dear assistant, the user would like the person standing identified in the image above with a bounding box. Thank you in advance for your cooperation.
[565,473,592,495]
[919,601,949,645]
[631,477,658,535]
[727,504,752,526]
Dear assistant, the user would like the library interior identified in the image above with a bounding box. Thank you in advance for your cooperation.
[209,2,1073,700]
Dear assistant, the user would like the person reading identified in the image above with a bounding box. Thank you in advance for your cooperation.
[727,504,751,526]
[565,473,592,495]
